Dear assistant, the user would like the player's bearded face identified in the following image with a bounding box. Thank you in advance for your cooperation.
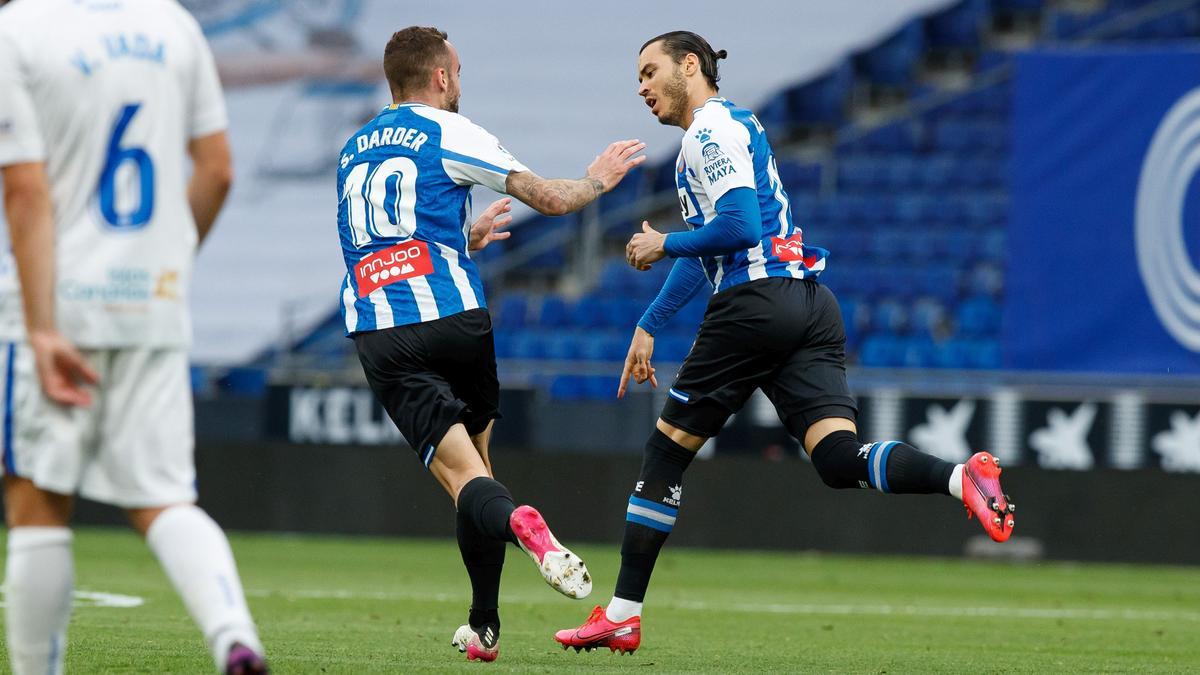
[659,65,689,126]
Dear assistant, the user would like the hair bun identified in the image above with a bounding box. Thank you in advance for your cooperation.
[715,49,728,60]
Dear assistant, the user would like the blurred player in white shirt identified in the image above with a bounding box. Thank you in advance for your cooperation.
[0,0,266,672]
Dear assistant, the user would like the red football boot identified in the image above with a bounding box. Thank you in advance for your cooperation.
[962,451,1015,542]
[555,605,641,654]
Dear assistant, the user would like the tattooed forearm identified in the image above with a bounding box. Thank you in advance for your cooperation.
[506,170,605,216]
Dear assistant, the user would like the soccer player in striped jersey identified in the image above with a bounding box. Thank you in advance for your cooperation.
[555,31,1016,656]
[337,26,645,662]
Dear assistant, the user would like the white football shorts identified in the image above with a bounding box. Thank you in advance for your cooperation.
[0,342,196,508]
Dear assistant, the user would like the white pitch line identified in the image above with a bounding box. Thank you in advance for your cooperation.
[0,590,144,609]
[245,588,1200,623]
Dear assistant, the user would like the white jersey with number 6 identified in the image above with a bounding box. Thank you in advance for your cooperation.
[0,0,227,347]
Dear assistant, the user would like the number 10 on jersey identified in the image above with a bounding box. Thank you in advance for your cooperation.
[342,157,419,247]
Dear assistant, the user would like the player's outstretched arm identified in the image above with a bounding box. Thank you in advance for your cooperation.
[187,131,233,246]
[505,140,646,216]
[2,162,99,406]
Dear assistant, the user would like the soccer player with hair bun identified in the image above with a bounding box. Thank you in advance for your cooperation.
[555,30,1016,656]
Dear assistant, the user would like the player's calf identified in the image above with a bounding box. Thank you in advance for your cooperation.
[809,430,955,495]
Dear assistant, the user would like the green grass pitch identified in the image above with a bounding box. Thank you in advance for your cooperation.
[1,528,1198,673]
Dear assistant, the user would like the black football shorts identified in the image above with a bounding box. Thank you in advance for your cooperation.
[661,277,857,440]
[354,308,500,468]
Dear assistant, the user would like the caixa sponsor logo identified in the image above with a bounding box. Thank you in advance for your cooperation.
[354,240,434,297]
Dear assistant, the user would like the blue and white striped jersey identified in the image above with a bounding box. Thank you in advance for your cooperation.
[336,104,528,334]
[675,98,827,293]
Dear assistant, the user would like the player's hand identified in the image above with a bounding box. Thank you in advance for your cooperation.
[586,140,647,193]
[28,329,99,407]
[618,326,657,399]
[468,198,513,251]
[626,221,668,270]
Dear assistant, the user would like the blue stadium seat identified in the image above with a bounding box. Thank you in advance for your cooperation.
[218,367,268,396]
[492,293,529,330]
[926,0,988,50]
[993,0,1044,10]
[492,331,515,359]
[910,299,947,338]
[899,335,936,367]
[856,20,924,87]
[777,160,823,193]
[873,299,909,334]
[956,296,1001,336]
[507,330,541,360]
[657,335,694,362]
[860,335,904,367]
[537,295,570,327]
[932,338,972,369]
[788,61,854,125]
[970,339,1002,369]
[542,332,579,361]
[549,375,586,401]
[582,375,617,401]
[571,295,606,329]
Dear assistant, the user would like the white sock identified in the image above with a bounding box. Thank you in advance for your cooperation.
[605,597,642,623]
[5,527,73,675]
[145,505,263,670]
[949,464,964,500]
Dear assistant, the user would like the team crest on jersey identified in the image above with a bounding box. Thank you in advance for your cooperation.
[771,233,819,267]
[701,142,724,163]
[354,241,434,297]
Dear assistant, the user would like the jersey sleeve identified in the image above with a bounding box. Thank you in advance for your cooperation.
[185,15,228,139]
[684,114,754,203]
[0,31,45,166]
[439,118,529,193]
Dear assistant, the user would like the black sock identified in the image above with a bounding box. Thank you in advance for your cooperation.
[614,429,696,603]
[810,430,954,495]
[457,476,518,544]
[456,509,505,631]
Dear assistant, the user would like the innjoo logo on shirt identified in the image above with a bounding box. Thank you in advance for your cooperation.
[355,241,434,297]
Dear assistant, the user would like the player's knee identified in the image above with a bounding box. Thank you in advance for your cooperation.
[654,419,706,452]
[809,429,867,490]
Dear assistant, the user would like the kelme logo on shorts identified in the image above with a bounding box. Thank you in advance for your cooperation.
[354,241,434,298]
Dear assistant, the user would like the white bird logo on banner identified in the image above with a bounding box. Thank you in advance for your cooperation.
[1152,410,1200,473]
[910,400,975,463]
[1030,403,1097,470]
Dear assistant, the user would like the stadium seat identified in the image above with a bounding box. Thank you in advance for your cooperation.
[537,295,570,328]
[856,20,925,87]
[548,375,586,401]
[925,0,988,50]
[218,367,268,396]
[860,335,903,367]
[788,61,854,125]
[956,296,1002,336]
[493,293,529,330]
